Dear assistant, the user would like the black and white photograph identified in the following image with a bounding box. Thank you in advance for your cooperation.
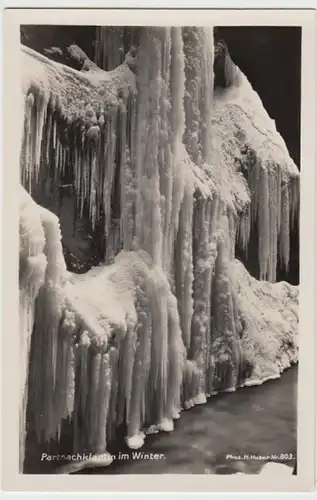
[2,8,316,493]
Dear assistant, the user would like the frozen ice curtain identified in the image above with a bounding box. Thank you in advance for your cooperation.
[19,27,299,472]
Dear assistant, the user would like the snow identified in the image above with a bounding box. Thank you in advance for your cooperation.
[54,452,114,474]
[19,27,299,471]
[259,462,294,476]
[214,61,298,177]
[157,419,174,432]
[125,431,146,449]
[236,461,293,477]
[21,45,136,122]
[230,259,298,385]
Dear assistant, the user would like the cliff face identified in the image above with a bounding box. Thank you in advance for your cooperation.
[19,26,300,472]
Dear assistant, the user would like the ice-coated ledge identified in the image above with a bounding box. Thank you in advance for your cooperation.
[21,44,137,123]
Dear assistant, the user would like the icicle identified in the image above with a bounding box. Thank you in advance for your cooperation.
[276,164,282,234]
[95,353,111,454]
[224,49,241,87]
[55,136,61,181]
[134,29,163,266]
[290,175,300,230]
[200,27,214,164]
[79,332,90,415]
[48,309,75,441]
[118,96,134,251]
[106,347,119,443]
[175,183,194,349]
[190,197,218,399]
[88,352,101,452]
[124,327,138,423]
[227,208,236,261]
[21,93,35,191]
[182,27,215,164]
[129,93,137,165]
[150,284,169,425]
[210,234,239,392]
[116,325,137,428]
[159,28,172,270]
[127,292,152,441]
[258,166,270,280]
[74,145,79,197]
[62,145,67,177]
[87,125,100,230]
[170,28,185,147]
[120,145,135,250]
[64,345,76,420]
[279,181,290,272]
[239,205,251,255]
[52,115,57,149]
[103,108,118,261]
[183,27,204,164]
[20,89,48,189]
[34,91,48,182]
[267,166,278,282]
[19,189,47,470]
[45,105,53,165]
[245,156,291,282]
[166,293,184,419]
[248,154,261,227]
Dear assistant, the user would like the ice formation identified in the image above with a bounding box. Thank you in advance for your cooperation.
[19,187,47,471]
[19,27,300,471]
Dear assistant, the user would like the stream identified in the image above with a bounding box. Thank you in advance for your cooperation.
[79,365,297,475]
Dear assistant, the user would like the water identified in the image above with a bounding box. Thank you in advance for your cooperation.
[80,365,297,475]
[24,365,297,474]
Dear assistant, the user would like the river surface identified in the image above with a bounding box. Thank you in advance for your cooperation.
[24,365,297,474]
[78,365,297,475]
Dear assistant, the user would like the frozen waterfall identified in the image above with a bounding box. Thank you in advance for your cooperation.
[19,26,299,472]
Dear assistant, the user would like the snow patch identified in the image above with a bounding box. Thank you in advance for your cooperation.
[125,432,146,449]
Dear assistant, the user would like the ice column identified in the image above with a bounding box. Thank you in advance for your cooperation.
[19,189,47,471]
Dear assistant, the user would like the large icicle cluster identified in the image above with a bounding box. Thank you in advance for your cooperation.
[20,44,137,261]
[21,188,186,463]
[19,26,300,472]
[210,54,300,281]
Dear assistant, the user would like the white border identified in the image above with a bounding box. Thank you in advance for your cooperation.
[1,2,317,8]
[1,7,316,494]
